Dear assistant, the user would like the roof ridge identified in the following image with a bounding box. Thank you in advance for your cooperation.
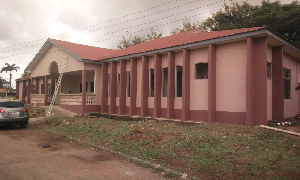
[49,38,117,51]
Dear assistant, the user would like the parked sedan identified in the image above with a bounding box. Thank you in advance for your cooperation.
[0,100,29,128]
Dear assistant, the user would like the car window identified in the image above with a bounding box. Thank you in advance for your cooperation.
[0,101,24,108]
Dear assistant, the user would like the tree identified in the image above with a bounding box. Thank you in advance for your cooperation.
[117,35,146,49]
[201,0,300,46]
[22,72,31,77]
[147,27,162,40]
[171,18,203,35]
[0,76,8,89]
[117,28,162,49]
[1,63,20,89]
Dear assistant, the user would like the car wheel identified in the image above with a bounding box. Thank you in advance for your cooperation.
[20,123,27,128]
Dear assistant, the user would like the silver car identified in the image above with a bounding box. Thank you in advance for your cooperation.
[0,99,29,128]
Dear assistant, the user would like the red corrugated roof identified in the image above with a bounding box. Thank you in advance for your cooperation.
[0,89,7,93]
[101,27,266,60]
[16,75,31,81]
[48,27,266,61]
[49,39,118,61]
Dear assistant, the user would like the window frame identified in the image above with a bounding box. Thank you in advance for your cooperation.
[162,67,168,97]
[126,71,130,97]
[195,62,208,79]
[283,68,291,99]
[267,62,272,80]
[149,68,154,97]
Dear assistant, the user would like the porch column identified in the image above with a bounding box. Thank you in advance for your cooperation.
[82,70,87,114]
[44,75,48,106]
[167,51,175,119]
[208,44,216,123]
[119,60,126,115]
[182,49,190,121]
[36,78,39,94]
[22,80,26,103]
[246,37,268,126]
[101,63,108,113]
[16,81,19,99]
[154,54,162,118]
[109,61,117,114]
[141,56,149,117]
[27,79,31,104]
[272,46,284,121]
[130,58,137,116]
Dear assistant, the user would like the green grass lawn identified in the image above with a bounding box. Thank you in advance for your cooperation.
[36,117,300,179]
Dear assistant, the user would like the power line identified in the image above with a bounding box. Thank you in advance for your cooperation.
[1,0,223,53]
[0,0,223,60]
[0,0,201,51]
[1,8,219,62]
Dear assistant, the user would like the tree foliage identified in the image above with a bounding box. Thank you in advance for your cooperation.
[1,63,20,89]
[117,28,162,49]
[0,76,8,89]
[202,0,300,46]
[117,1,300,48]
[170,18,203,35]
[22,72,31,77]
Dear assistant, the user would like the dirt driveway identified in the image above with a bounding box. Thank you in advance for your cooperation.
[0,125,168,180]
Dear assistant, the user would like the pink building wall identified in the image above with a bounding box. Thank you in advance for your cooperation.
[136,58,142,110]
[283,54,299,118]
[18,81,23,101]
[190,48,208,112]
[216,41,247,113]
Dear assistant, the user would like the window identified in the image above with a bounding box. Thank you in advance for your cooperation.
[149,69,154,97]
[0,101,24,108]
[126,71,130,97]
[90,82,94,92]
[267,62,272,79]
[195,63,208,79]
[80,82,88,93]
[283,68,291,99]
[162,67,168,97]
[117,73,120,97]
[176,66,182,97]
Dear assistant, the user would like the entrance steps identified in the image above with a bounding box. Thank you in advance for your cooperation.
[29,107,46,118]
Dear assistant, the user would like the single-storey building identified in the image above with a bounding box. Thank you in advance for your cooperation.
[16,27,300,126]
[0,88,16,98]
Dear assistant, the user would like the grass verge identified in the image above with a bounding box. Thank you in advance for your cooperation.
[34,117,300,179]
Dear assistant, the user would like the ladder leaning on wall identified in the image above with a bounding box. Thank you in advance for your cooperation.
[47,57,68,118]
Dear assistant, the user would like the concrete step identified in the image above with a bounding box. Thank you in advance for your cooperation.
[29,106,46,118]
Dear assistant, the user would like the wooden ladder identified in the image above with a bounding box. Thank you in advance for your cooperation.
[47,57,68,118]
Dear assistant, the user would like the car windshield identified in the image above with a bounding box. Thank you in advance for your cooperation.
[0,101,24,108]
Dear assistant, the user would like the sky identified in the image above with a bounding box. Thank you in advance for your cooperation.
[0,0,295,88]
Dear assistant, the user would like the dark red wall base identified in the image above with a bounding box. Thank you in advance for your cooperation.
[58,104,262,126]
